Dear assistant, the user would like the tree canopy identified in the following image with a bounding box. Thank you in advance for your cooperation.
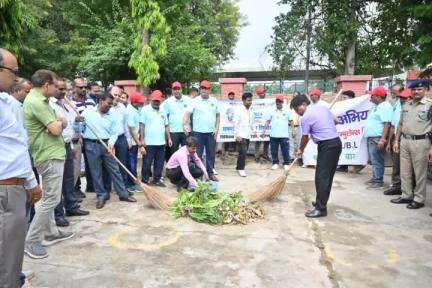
[269,0,432,78]
[2,0,242,88]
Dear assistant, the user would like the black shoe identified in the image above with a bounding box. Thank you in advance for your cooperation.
[119,196,137,203]
[55,217,69,227]
[305,208,327,218]
[383,187,402,196]
[151,181,166,187]
[390,197,412,204]
[96,200,105,209]
[336,166,348,172]
[406,201,424,209]
[66,208,90,216]
[75,190,86,198]
[77,198,83,203]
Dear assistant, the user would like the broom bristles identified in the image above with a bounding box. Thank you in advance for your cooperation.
[245,158,298,203]
[137,181,175,210]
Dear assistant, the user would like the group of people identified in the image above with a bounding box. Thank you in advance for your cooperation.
[363,82,432,211]
[1,43,432,288]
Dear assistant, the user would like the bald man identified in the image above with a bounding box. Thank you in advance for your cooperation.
[0,48,42,288]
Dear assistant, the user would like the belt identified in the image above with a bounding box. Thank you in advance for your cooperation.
[84,138,108,143]
[402,134,427,140]
[0,178,25,186]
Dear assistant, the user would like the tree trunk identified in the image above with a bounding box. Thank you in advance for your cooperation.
[344,39,356,75]
[305,6,311,92]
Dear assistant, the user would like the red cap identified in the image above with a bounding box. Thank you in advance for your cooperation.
[398,88,412,98]
[200,80,211,89]
[150,90,164,101]
[369,87,387,98]
[172,81,182,90]
[275,94,285,102]
[255,86,265,95]
[309,88,321,96]
[129,91,145,104]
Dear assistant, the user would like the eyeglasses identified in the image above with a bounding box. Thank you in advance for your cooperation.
[0,65,19,76]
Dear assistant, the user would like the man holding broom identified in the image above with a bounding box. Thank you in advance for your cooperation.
[82,92,137,209]
[291,94,342,218]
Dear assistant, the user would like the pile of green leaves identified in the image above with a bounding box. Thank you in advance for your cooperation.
[170,182,264,225]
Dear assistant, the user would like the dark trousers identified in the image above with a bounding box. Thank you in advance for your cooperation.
[391,149,401,189]
[236,138,250,170]
[84,140,128,201]
[83,141,94,192]
[195,132,216,175]
[129,145,138,178]
[315,137,342,211]
[270,137,290,165]
[115,134,133,188]
[166,164,204,188]
[142,145,165,183]
[55,144,79,219]
[170,132,187,153]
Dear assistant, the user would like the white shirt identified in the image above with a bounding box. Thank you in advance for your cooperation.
[49,98,76,143]
[234,105,253,139]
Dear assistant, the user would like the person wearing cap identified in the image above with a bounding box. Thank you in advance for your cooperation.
[183,80,220,181]
[363,87,393,188]
[262,95,292,170]
[126,91,145,188]
[383,84,405,195]
[254,86,270,163]
[291,94,342,218]
[163,81,191,155]
[309,88,329,107]
[111,86,135,194]
[81,92,137,209]
[392,79,432,209]
[140,90,172,187]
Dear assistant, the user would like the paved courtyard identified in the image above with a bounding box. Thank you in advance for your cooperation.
[24,160,432,288]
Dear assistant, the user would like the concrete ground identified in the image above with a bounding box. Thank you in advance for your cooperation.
[24,158,432,288]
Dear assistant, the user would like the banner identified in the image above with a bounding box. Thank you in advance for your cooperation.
[217,99,276,142]
[302,95,374,166]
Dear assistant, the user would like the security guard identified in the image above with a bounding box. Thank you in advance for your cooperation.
[392,79,432,209]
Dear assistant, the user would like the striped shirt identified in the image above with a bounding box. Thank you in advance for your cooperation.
[71,95,96,139]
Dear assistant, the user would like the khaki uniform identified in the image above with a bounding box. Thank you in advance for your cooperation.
[400,97,432,203]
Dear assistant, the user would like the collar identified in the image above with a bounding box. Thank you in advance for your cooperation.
[33,89,48,102]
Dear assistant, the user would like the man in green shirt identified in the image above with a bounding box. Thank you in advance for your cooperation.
[23,69,73,259]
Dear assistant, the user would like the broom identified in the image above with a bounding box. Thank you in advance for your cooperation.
[64,98,175,210]
[245,90,343,203]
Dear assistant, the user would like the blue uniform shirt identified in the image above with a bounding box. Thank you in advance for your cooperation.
[140,105,168,146]
[0,92,37,189]
[364,101,393,138]
[265,108,292,138]
[163,95,191,133]
[188,96,219,133]
[391,99,402,128]
[82,108,118,147]
[126,104,141,145]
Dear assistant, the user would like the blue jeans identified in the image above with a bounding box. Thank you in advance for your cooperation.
[55,143,79,219]
[84,140,128,201]
[367,137,385,184]
[141,145,165,183]
[115,134,133,188]
[270,137,290,165]
[129,145,138,178]
[194,132,216,175]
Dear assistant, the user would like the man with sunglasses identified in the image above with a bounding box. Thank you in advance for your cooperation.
[50,78,90,227]
[0,48,42,288]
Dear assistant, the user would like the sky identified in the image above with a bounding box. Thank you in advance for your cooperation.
[222,0,287,71]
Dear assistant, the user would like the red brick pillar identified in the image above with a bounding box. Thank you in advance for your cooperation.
[335,75,372,97]
[218,78,247,100]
